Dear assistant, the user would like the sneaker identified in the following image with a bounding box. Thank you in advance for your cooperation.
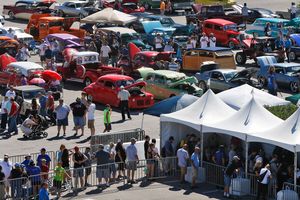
[63,133,66,136]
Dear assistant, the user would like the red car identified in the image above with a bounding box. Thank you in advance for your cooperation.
[202,18,241,49]
[3,0,55,20]
[117,42,175,76]
[83,74,155,109]
[104,0,145,14]
[57,50,122,86]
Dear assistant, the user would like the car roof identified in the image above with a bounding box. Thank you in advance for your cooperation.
[273,63,300,68]
[40,16,64,21]
[153,27,175,31]
[255,18,289,23]
[73,51,99,57]
[47,33,79,39]
[148,70,186,78]
[99,74,133,82]
[8,62,43,70]
[99,27,137,34]
[14,85,44,91]
[17,0,56,4]
[191,47,232,51]
[204,18,236,26]
[3,27,21,31]
[137,51,159,56]
[212,69,237,73]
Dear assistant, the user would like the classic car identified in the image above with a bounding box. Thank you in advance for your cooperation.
[55,1,100,19]
[195,68,261,92]
[2,0,55,20]
[138,67,203,100]
[186,4,245,25]
[245,18,291,37]
[104,0,145,14]
[45,33,83,62]
[181,47,236,72]
[288,34,300,62]
[25,13,86,41]
[139,0,193,12]
[83,74,155,109]
[257,56,300,93]
[117,42,178,76]
[2,27,34,46]
[202,18,241,49]
[0,36,19,57]
[57,50,122,86]
[0,61,44,86]
[235,36,285,65]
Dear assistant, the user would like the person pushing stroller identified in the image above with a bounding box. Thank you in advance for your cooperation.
[21,115,38,137]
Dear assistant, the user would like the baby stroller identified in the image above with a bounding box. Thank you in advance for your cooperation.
[22,115,49,139]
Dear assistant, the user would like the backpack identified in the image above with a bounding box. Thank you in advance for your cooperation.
[257,169,268,183]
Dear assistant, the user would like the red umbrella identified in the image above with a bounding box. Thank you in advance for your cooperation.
[42,70,62,81]
[0,53,16,70]
[29,78,46,85]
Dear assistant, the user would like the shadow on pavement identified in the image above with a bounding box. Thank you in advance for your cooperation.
[47,135,64,141]
[76,136,91,144]
[85,187,104,195]
[117,183,133,191]
[64,134,82,140]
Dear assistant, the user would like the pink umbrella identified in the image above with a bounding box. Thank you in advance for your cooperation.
[29,78,46,85]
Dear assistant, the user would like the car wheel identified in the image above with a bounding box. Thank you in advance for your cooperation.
[42,132,48,138]
[58,10,64,17]
[288,51,297,62]
[258,76,266,86]
[84,78,92,86]
[228,41,235,49]
[8,11,15,20]
[144,3,151,10]
[290,82,299,93]
[198,81,207,92]
[235,52,247,65]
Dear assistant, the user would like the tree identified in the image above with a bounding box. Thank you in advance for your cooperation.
[265,104,298,120]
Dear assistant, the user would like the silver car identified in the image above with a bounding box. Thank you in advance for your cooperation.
[55,1,100,19]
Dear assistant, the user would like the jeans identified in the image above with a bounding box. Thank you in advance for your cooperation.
[8,115,18,134]
[1,113,7,129]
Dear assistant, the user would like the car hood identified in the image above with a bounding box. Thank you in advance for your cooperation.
[15,33,33,39]
[229,69,253,82]
[137,67,154,79]
[128,42,141,61]
[142,21,163,34]
[168,76,198,87]
[124,81,146,90]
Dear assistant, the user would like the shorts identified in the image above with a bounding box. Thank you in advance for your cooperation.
[73,116,84,127]
[96,167,110,179]
[40,55,45,62]
[110,163,116,173]
[101,57,109,65]
[57,117,68,126]
[53,179,62,189]
[85,167,92,176]
[224,174,232,187]
[73,168,84,178]
[192,167,198,179]
[180,167,187,175]
[88,120,95,129]
[104,123,111,131]
[147,159,155,165]
[117,162,125,171]
[127,161,137,170]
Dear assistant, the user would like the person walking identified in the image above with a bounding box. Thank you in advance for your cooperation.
[117,86,131,121]
[95,144,111,187]
[267,66,278,96]
[55,99,70,137]
[72,146,87,193]
[126,138,139,184]
[7,98,19,136]
[257,164,272,200]
[87,99,96,136]
[70,98,87,136]
[191,147,200,189]
[177,144,189,184]
[223,156,241,198]
[39,41,47,67]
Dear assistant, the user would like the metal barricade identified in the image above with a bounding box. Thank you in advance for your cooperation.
[90,128,145,153]
[202,161,226,187]
[279,182,300,200]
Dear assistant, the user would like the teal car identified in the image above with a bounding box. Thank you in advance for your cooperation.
[137,67,203,100]
[245,18,291,37]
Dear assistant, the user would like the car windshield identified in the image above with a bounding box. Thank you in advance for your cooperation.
[22,90,44,100]
[49,20,63,27]
[160,18,175,26]
[223,24,237,31]
[115,79,135,87]
[12,29,24,34]
[286,66,300,73]
[224,71,237,80]
[256,9,272,15]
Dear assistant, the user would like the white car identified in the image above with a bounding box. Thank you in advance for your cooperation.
[2,27,34,45]
[7,62,44,77]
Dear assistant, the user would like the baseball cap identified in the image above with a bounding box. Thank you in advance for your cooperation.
[4,154,9,158]
[120,85,124,89]
[25,154,31,158]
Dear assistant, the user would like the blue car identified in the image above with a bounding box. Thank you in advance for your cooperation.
[288,34,300,62]
[142,21,175,46]
[246,18,290,37]
[257,56,300,93]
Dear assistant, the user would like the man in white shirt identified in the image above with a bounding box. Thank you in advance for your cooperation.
[154,34,163,52]
[257,164,272,200]
[0,154,12,196]
[209,33,216,47]
[291,2,297,19]
[87,99,96,136]
[200,33,209,48]
[117,85,131,121]
[0,96,9,131]
[100,42,111,65]
[5,87,16,99]
[177,144,189,183]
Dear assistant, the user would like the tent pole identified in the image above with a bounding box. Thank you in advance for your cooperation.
[245,136,248,178]
[141,114,145,130]
[294,146,297,191]
[200,125,204,168]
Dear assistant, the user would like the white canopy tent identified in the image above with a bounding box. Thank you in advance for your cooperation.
[217,84,290,110]
[80,8,137,25]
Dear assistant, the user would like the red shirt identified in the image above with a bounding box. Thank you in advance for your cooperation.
[9,102,19,117]
[41,165,49,180]
[47,95,54,110]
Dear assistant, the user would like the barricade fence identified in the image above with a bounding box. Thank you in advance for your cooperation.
[0,157,178,200]
[280,182,300,200]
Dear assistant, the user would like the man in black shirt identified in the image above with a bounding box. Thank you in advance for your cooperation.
[223,156,241,198]
[70,98,87,136]
[144,135,150,159]
[72,146,87,193]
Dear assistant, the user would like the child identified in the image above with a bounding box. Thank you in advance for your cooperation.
[103,104,112,133]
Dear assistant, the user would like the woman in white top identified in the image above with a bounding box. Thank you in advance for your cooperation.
[200,33,209,48]
[209,33,217,47]
[21,115,37,136]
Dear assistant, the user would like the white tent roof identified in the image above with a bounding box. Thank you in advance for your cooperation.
[202,97,283,140]
[80,8,137,25]
[248,108,300,152]
[160,89,236,131]
[217,84,290,110]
